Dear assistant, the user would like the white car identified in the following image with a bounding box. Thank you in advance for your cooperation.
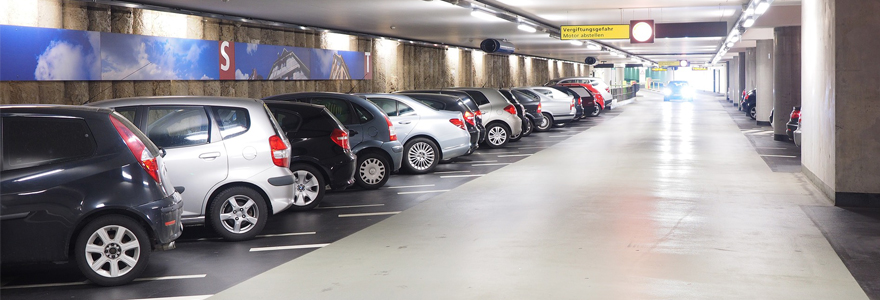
[450,88,523,149]
[545,77,615,107]
[513,87,577,131]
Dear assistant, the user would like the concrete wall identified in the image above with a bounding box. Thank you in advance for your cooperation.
[801,0,837,198]
[0,0,589,104]
[755,40,774,123]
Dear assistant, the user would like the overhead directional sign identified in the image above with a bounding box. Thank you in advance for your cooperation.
[692,67,709,71]
[658,61,680,67]
[652,68,668,72]
[560,25,630,40]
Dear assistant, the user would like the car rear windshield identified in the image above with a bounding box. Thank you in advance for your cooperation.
[460,91,491,106]
[565,86,593,99]
[2,116,98,170]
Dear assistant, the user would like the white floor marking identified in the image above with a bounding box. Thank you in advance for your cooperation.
[760,154,798,158]
[256,232,317,238]
[126,295,213,300]
[757,147,787,150]
[440,174,485,178]
[475,151,520,155]
[317,204,385,209]
[397,190,450,195]
[386,184,435,189]
[497,154,533,158]
[433,170,471,174]
[338,212,401,218]
[464,160,498,163]
[1,274,207,290]
[547,136,575,138]
[249,243,330,252]
[471,163,512,167]
[516,146,546,149]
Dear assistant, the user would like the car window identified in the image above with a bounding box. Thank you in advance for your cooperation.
[461,91,490,106]
[414,99,445,110]
[352,103,374,123]
[2,116,96,170]
[212,106,250,139]
[311,97,352,125]
[567,86,593,99]
[368,97,399,117]
[398,102,416,116]
[271,109,302,133]
[145,106,210,148]
[513,89,541,102]
[114,106,138,123]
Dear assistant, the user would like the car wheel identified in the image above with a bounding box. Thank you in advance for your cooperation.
[209,186,268,241]
[355,151,390,189]
[750,107,757,119]
[535,113,553,132]
[521,118,534,137]
[589,104,602,117]
[75,215,150,286]
[403,138,439,174]
[484,123,510,148]
[287,163,325,211]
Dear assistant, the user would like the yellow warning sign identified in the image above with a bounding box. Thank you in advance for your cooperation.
[658,61,681,67]
[560,25,630,40]
[692,67,709,71]
[652,68,668,72]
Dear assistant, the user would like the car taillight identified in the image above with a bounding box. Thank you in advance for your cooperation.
[464,111,476,126]
[605,87,611,93]
[503,104,517,115]
[570,99,575,110]
[577,98,582,105]
[269,135,290,168]
[110,116,160,184]
[385,116,397,141]
[449,118,466,130]
[791,110,801,120]
[330,128,350,150]
[537,103,542,114]
[475,110,483,120]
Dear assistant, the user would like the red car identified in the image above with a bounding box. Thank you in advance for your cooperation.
[558,83,606,116]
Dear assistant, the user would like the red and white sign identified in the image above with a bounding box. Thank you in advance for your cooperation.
[219,40,236,80]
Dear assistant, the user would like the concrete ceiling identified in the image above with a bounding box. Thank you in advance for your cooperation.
[123,0,800,65]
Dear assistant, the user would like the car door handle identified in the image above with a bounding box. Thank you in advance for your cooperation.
[199,152,221,160]
[398,121,411,125]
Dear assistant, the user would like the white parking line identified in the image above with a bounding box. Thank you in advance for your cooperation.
[126,295,213,300]
[440,174,485,178]
[464,160,498,163]
[433,170,471,174]
[475,151,520,155]
[471,163,511,167]
[338,212,401,218]
[547,135,576,138]
[249,243,330,252]
[257,232,316,238]
[760,154,798,158]
[397,190,450,195]
[497,154,532,158]
[386,184,435,189]
[516,146,546,149]
[0,274,207,290]
[317,204,385,209]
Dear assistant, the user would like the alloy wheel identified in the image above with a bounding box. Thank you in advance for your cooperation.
[407,141,436,171]
[292,170,320,206]
[488,126,508,146]
[218,195,259,234]
[83,225,141,279]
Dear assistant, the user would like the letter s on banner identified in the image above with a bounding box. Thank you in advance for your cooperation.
[364,52,372,80]
[219,41,236,80]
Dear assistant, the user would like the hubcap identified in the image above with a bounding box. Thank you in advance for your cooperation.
[84,225,140,278]
[488,126,507,146]
[218,195,259,234]
[359,158,386,185]
[292,170,320,206]
[407,142,436,171]
[539,115,550,129]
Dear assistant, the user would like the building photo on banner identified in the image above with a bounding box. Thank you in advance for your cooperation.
[0,24,371,82]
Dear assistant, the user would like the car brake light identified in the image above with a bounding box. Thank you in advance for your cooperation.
[537,103,542,114]
[606,87,611,93]
[269,135,290,168]
[570,99,575,110]
[385,116,397,141]
[330,128,351,150]
[449,118,466,130]
[791,110,801,120]
[475,110,483,119]
[503,104,517,115]
[463,111,476,126]
[110,116,161,184]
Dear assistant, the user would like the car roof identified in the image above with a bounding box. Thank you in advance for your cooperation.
[395,93,462,102]
[1,104,113,117]
[87,96,265,109]
[263,92,367,102]
[263,100,326,111]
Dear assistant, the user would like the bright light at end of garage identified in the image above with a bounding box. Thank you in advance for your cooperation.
[517,23,537,33]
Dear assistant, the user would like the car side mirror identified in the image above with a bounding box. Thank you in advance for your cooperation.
[349,129,359,136]
[160,148,167,158]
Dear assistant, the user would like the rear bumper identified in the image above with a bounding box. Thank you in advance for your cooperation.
[381,141,404,171]
[326,152,357,190]
[138,191,183,248]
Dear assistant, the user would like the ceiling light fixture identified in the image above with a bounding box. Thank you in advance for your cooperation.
[586,43,601,51]
[471,7,503,22]
[755,1,771,14]
[570,40,584,46]
[518,23,537,33]
[742,18,755,27]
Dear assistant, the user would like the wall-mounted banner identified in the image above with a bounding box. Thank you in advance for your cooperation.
[0,25,372,81]
[560,25,629,40]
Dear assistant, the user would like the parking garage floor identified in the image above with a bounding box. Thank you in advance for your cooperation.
[205,91,867,299]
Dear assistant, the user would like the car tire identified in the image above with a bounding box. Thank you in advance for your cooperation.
[75,215,150,286]
[484,123,510,148]
[750,107,757,119]
[589,104,602,117]
[521,118,534,137]
[287,163,325,211]
[355,151,390,189]
[208,186,268,241]
[535,113,553,132]
[403,138,439,174]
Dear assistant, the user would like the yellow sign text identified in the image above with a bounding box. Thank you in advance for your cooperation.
[560,25,630,40]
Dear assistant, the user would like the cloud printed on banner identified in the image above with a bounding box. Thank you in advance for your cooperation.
[0,26,100,80]
[246,43,258,55]
[100,32,218,80]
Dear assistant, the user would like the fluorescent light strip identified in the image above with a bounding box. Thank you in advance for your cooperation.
[471,8,503,22]
[517,23,537,33]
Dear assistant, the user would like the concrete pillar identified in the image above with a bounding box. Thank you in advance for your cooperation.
[745,48,757,92]
[728,55,741,105]
[802,0,880,206]
[772,26,802,141]
[755,40,774,124]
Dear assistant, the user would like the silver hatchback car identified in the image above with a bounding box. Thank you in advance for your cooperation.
[361,94,472,174]
[89,97,297,241]
[450,88,523,148]
[514,87,577,131]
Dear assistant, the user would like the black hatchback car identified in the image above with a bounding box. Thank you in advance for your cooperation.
[397,93,480,155]
[1,105,183,286]
[264,101,356,207]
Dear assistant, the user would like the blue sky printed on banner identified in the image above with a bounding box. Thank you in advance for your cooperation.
[233,43,311,80]
[310,49,366,80]
[0,25,100,81]
[101,32,218,80]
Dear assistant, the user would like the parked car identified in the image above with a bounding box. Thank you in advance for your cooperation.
[360,94,472,174]
[546,86,585,120]
[544,77,615,107]
[1,105,183,286]
[498,89,532,141]
[504,89,542,136]
[786,106,801,140]
[513,87,576,131]
[89,96,296,241]
[264,101,356,210]
[396,90,486,144]
[663,81,695,102]
[556,83,604,117]
[448,88,523,148]
[793,118,802,147]
[264,92,403,189]
[741,89,757,118]
[397,93,480,155]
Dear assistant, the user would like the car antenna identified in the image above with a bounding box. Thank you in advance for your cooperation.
[347,72,369,94]
[82,62,154,105]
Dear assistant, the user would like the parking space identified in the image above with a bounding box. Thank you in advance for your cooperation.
[0,100,626,300]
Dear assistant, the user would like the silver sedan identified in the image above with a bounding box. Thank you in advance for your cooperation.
[360,94,472,174]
